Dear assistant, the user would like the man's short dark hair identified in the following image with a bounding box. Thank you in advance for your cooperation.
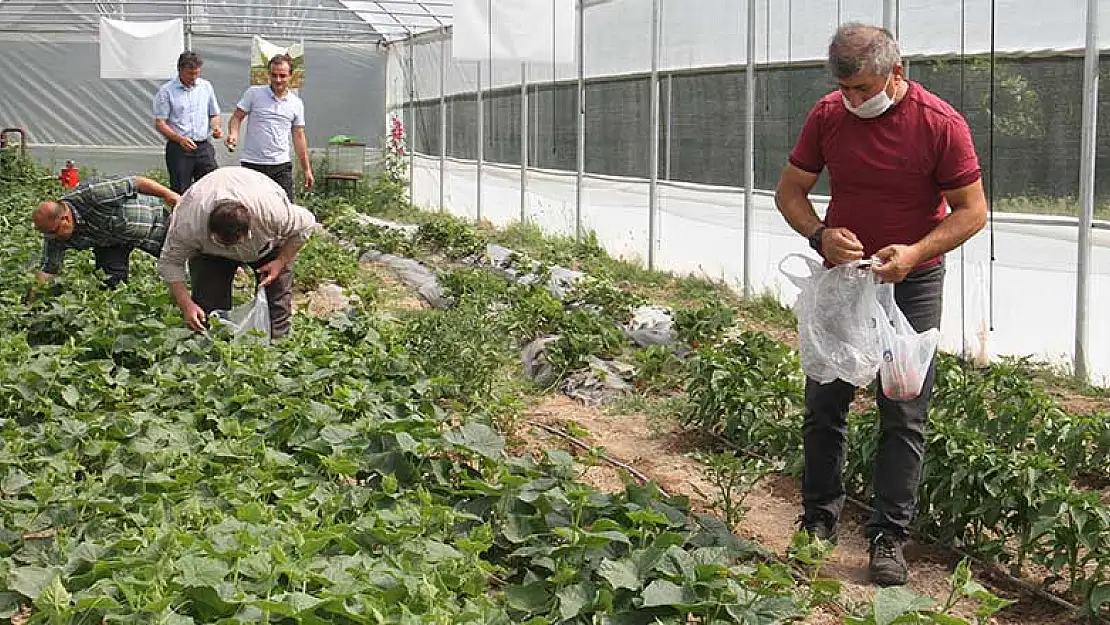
[209,200,251,244]
[178,51,203,71]
[268,54,294,73]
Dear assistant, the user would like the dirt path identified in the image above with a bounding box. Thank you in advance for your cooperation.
[513,395,1079,625]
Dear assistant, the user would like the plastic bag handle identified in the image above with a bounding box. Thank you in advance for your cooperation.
[781,251,825,290]
[778,253,822,279]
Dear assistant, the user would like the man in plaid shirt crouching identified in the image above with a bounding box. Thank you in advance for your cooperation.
[30,175,180,291]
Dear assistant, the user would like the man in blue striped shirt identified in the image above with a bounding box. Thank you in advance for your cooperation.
[153,51,223,194]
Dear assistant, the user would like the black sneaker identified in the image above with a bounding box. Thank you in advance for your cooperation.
[799,513,838,544]
[869,532,909,586]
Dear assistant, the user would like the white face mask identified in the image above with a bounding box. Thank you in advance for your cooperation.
[843,73,895,119]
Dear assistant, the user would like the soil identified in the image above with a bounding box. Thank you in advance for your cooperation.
[294,282,351,319]
[1046,387,1110,417]
[512,394,1085,625]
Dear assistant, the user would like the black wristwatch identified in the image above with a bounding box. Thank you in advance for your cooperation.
[808,226,826,254]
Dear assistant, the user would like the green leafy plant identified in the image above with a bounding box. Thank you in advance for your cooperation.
[786,530,842,611]
[416,214,487,259]
[693,451,778,529]
[845,559,1015,625]
[294,235,360,289]
[545,310,626,380]
[673,300,736,347]
[632,345,686,394]
[681,332,805,459]
[564,274,646,325]
[400,302,510,406]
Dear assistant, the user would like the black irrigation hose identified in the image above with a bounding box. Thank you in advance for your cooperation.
[699,430,1102,622]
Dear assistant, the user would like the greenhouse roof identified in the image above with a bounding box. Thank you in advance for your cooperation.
[339,1,450,39]
[0,0,451,42]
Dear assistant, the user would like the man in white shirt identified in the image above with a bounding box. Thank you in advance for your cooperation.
[225,54,314,201]
[153,51,223,193]
[158,166,317,338]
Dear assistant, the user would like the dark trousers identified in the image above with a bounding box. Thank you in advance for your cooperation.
[802,263,945,539]
[93,244,134,288]
[187,252,294,338]
[241,161,294,201]
[165,140,218,194]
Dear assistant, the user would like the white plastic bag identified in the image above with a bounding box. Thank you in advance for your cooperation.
[780,253,940,399]
[874,283,940,401]
[780,254,883,387]
[210,287,271,342]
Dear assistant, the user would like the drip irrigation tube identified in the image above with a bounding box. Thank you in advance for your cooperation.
[526,420,662,494]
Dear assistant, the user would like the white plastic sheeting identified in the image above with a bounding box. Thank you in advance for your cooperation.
[397,0,1110,98]
[452,0,575,63]
[410,154,1110,386]
[0,0,382,40]
[249,36,305,87]
[98,18,183,80]
[0,33,386,173]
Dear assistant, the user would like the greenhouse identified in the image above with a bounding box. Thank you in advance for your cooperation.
[0,0,1108,623]
[1,0,1107,382]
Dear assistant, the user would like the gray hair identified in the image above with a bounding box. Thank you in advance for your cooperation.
[827,23,901,79]
[177,50,203,71]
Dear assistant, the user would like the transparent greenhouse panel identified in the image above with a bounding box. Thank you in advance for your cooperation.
[386,0,1110,380]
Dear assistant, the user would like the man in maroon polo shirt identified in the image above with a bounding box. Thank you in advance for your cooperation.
[774,23,987,587]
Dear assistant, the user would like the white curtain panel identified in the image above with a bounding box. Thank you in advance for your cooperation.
[99,17,183,80]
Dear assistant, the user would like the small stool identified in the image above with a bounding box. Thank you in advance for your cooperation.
[323,173,362,197]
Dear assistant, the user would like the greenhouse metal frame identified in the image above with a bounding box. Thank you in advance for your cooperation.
[388,0,1109,385]
[0,0,1106,384]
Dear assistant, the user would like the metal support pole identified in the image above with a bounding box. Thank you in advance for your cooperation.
[439,36,447,212]
[476,60,484,222]
[521,62,529,223]
[882,0,897,37]
[407,38,416,206]
[742,0,756,299]
[575,0,585,241]
[647,0,660,270]
[184,0,192,48]
[1075,0,1099,383]
[531,81,538,166]
[664,73,673,181]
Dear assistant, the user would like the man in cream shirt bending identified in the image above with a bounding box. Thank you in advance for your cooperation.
[158,166,316,338]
